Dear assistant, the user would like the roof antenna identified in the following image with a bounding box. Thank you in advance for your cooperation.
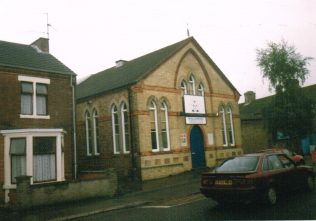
[186,23,190,37]
[45,13,51,39]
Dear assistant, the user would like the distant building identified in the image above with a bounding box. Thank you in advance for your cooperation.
[0,38,76,204]
[239,85,316,154]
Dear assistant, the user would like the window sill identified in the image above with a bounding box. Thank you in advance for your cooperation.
[20,114,50,119]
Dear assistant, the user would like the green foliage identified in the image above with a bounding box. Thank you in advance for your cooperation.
[257,40,314,148]
[257,40,313,91]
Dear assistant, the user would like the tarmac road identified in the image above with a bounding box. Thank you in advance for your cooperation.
[75,189,316,221]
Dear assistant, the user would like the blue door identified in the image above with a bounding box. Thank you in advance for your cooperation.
[190,126,206,168]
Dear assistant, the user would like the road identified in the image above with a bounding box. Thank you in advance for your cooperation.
[75,189,316,221]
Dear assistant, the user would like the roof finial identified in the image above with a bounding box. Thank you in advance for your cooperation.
[186,23,190,37]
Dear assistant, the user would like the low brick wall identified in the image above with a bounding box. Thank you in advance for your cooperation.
[10,169,117,209]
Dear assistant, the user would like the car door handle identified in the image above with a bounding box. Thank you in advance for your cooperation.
[192,152,196,154]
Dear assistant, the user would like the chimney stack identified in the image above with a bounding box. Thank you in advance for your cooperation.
[244,91,256,104]
[31,37,49,53]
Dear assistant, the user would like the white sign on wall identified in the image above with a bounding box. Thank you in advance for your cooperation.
[185,117,206,125]
[184,95,206,114]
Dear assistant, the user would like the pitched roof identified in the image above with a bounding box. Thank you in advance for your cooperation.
[76,37,239,101]
[239,84,316,120]
[0,40,75,76]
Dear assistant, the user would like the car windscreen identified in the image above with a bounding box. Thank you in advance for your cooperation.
[215,156,259,173]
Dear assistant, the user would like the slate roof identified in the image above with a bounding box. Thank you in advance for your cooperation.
[76,37,239,101]
[239,84,316,120]
[0,40,75,76]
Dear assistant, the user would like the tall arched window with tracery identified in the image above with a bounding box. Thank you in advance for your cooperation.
[180,80,187,95]
[92,109,100,155]
[219,105,235,147]
[160,101,170,151]
[219,106,228,146]
[149,100,159,152]
[226,106,235,146]
[121,102,130,153]
[188,74,196,95]
[85,111,93,155]
[111,105,120,154]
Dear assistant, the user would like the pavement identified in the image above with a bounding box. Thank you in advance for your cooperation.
[1,157,315,221]
[0,169,204,221]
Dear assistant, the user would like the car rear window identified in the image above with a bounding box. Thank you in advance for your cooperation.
[215,156,259,173]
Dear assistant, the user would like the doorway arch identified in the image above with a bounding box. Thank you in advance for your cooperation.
[190,126,206,168]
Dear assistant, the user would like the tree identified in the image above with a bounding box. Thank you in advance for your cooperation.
[257,40,314,152]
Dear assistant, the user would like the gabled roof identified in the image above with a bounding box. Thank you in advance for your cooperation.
[0,40,75,76]
[239,84,316,120]
[76,37,239,101]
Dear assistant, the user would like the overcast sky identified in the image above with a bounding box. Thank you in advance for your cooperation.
[1,0,315,102]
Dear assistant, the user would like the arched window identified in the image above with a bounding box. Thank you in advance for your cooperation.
[180,80,187,95]
[149,100,159,152]
[160,101,170,151]
[219,106,228,146]
[85,111,92,155]
[92,109,100,155]
[121,102,130,153]
[188,74,196,95]
[197,83,204,96]
[226,107,235,146]
[111,105,120,154]
[219,105,235,147]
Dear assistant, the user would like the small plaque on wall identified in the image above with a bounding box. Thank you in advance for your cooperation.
[179,133,187,147]
[208,133,214,145]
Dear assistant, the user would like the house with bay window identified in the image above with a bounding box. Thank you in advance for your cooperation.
[0,38,76,204]
[76,37,243,183]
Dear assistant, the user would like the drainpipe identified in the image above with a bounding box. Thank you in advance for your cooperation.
[128,87,138,181]
[71,74,78,179]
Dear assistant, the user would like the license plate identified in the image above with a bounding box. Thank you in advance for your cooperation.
[215,179,232,186]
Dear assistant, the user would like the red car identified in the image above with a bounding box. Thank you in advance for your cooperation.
[200,152,314,205]
[268,148,305,165]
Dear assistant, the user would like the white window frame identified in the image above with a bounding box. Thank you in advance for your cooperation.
[226,107,235,146]
[111,105,120,154]
[149,100,159,152]
[197,83,204,96]
[18,75,50,119]
[85,111,92,156]
[188,74,196,95]
[161,101,170,151]
[220,106,228,147]
[180,80,188,95]
[1,129,65,203]
[92,109,100,155]
[121,103,130,154]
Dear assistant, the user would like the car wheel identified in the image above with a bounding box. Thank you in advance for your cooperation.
[306,175,315,191]
[264,187,277,205]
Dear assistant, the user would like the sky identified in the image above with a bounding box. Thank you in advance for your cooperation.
[1,0,316,102]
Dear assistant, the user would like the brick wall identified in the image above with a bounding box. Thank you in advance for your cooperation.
[76,89,134,180]
[76,42,243,181]
[0,69,75,182]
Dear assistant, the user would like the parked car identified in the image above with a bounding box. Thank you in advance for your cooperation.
[200,152,314,206]
[261,148,305,165]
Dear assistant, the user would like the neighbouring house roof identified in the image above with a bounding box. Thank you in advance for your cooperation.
[239,84,316,120]
[76,37,239,101]
[0,40,75,76]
